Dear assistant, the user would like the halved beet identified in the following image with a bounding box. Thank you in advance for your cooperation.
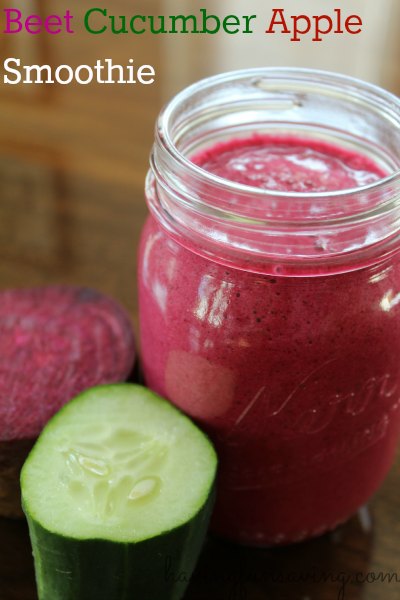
[0,286,135,516]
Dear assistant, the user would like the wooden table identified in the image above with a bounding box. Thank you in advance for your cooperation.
[0,7,399,598]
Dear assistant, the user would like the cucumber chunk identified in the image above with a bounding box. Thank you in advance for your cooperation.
[21,384,217,600]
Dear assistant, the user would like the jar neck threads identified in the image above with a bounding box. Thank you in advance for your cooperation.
[147,69,400,275]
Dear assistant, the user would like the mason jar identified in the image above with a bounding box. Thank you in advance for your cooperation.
[138,69,400,546]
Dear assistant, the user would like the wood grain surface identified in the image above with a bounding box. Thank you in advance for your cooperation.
[0,5,399,598]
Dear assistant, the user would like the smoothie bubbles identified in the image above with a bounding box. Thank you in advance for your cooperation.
[139,69,400,546]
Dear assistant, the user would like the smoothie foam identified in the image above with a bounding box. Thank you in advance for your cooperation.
[193,135,384,192]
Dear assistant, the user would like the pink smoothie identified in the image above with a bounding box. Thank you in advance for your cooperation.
[139,135,400,545]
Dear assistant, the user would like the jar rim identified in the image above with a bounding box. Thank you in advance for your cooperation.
[149,67,400,274]
[157,67,400,200]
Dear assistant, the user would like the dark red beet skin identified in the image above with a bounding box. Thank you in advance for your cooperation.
[0,286,135,441]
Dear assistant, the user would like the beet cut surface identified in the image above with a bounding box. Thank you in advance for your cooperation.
[0,286,135,441]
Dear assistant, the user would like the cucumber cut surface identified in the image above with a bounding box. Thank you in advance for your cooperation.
[21,384,217,600]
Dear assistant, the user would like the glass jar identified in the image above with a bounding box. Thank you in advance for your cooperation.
[138,69,400,546]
